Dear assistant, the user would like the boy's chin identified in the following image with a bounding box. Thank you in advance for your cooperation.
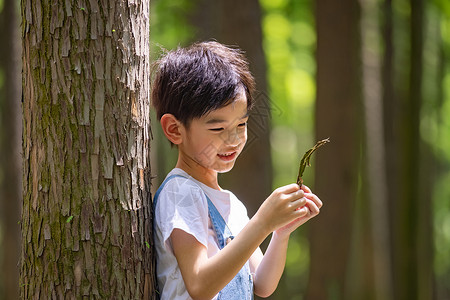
[214,162,237,174]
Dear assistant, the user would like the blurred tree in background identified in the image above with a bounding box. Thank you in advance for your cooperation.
[309,0,363,298]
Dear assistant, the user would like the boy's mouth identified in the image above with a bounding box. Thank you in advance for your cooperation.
[217,151,237,161]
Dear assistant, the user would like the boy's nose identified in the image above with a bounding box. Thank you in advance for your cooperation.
[221,128,243,147]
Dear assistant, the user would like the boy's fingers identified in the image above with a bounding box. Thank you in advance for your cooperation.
[306,200,321,215]
[296,206,309,217]
[281,183,301,193]
[301,184,312,193]
[284,190,304,205]
[294,189,305,199]
[303,191,323,208]
[291,197,307,209]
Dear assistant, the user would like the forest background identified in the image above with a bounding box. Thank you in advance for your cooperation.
[1,0,450,299]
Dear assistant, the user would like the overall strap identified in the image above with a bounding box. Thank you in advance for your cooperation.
[153,174,231,249]
[153,174,185,207]
[206,197,233,249]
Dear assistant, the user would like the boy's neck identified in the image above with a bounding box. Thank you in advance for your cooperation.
[175,158,220,190]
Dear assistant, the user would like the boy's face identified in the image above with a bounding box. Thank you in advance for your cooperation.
[178,90,249,174]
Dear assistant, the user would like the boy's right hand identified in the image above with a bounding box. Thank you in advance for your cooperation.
[255,184,308,234]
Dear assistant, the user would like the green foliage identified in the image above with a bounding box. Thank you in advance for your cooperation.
[434,172,450,288]
[420,6,450,296]
[432,0,450,18]
[282,229,309,299]
[150,0,195,55]
[398,2,450,297]
[260,0,316,297]
[433,14,450,298]
[260,0,316,189]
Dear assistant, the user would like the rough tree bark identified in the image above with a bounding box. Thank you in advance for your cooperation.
[20,0,154,298]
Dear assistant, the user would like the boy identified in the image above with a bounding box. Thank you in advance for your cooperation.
[152,41,322,299]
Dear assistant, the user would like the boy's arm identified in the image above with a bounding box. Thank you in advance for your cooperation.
[251,185,322,297]
[171,183,307,300]
[172,217,266,299]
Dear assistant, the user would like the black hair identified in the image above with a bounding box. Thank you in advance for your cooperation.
[151,41,255,126]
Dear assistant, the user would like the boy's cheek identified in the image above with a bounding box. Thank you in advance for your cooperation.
[195,146,217,164]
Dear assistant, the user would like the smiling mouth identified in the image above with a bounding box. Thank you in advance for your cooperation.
[217,151,237,161]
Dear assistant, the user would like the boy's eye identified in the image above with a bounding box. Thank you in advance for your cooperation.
[209,122,246,132]
[209,127,224,132]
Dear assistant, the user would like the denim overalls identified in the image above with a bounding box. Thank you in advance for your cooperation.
[154,174,254,300]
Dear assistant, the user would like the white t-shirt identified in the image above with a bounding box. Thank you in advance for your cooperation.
[154,168,251,300]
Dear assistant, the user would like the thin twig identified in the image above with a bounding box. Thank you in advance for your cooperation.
[296,138,330,186]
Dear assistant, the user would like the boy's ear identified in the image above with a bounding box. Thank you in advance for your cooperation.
[160,114,183,145]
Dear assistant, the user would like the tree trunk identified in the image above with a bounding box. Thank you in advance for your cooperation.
[0,0,21,298]
[360,0,393,298]
[306,0,362,299]
[380,3,400,293]
[190,0,272,218]
[20,0,155,298]
[394,0,431,298]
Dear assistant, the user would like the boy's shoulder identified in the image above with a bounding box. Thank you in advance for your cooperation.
[155,169,210,215]
[158,169,204,197]
[163,168,196,185]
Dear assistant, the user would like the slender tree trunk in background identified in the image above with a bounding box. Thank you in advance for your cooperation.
[307,0,361,299]
[394,0,431,298]
[0,0,21,298]
[411,1,433,299]
[382,0,436,298]
[20,0,155,298]
[380,4,400,295]
[360,0,393,298]
[190,0,272,217]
